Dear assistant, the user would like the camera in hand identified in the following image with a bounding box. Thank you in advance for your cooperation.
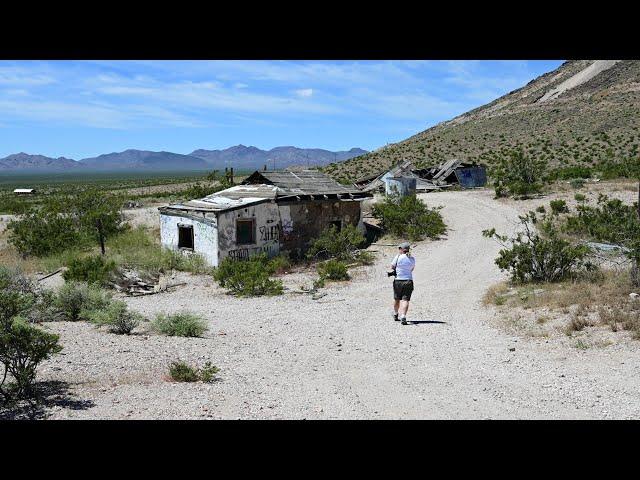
[387,269,397,277]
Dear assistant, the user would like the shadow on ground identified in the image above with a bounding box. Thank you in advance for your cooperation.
[0,381,95,420]
[408,320,447,325]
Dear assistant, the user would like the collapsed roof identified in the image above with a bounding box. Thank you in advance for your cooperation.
[159,170,371,216]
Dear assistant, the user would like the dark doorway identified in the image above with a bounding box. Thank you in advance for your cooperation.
[178,224,194,250]
[237,218,256,245]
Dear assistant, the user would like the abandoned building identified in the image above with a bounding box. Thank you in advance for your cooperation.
[159,170,372,266]
[13,188,36,195]
[355,159,487,192]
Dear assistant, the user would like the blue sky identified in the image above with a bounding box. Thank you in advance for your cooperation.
[0,60,563,159]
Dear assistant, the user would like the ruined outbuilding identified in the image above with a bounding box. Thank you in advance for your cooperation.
[159,170,371,266]
[355,159,487,192]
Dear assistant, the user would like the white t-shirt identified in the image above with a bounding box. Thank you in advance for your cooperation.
[392,253,415,280]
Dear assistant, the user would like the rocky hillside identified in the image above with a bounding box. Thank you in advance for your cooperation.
[323,60,640,182]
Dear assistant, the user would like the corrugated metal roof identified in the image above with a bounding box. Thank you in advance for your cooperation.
[161,184,278,213]
[243,170,362,195]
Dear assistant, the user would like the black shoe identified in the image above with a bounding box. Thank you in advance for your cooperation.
[393,314,399,322]
[401,318,408,325]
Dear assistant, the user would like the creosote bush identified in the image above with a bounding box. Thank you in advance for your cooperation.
[483,211,594,283]
[307,224,369,263]
[317,259,350,281]
[492,149,546,199]
[168,360,219,383]
[212,254,284,297]
[151,312,208,337]
[372,194,446,241]
[53,282,112,322]
[87,300,142,335]
[62,255,117,286]
[0,267,62,399]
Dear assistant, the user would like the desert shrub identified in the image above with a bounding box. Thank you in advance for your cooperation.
[8,209,82,257]
[549,166,593,181]
[268,254,291,274]
[317,259,350,281]
[53,282,112,322]
[483,212,594,283]
[570,179,585,189]
[535,205,546,213]
[307,224,368,262]
[168,360,219,383]
[87,300,142,335]
[564,194,639,244]
[62,255,117,286]
[549,199,569,215]
[371,194,446,241]
[492,149,546,198]
[0,318,62,399]
[212,254,284,297]
[151,312,208,337]
[574,193,587,202]
[7,189,126,258]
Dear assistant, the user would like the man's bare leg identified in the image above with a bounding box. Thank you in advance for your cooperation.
[399,300,410,318]
[393,299,400,320]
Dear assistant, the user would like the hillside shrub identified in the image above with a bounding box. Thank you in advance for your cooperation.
[492,149,546,198]
[87,300,142,335]
[549,199,569,215]
[212,254,284,297]
[317,259,350,281]
[151,312,208,337]
[371,194,446,241]
[62,255,117,286]
[483,212,594,283]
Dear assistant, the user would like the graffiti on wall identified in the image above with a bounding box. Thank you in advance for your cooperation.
[227,241,279,260]
[259,225,280,242]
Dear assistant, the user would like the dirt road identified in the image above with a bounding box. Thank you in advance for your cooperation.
[34,190,640,419]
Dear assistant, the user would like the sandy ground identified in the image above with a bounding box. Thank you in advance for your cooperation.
[7,188,637,419]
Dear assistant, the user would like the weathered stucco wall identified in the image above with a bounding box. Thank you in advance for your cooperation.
[217,202,281,262]
[160,212,219,266]
[278,199,363,259]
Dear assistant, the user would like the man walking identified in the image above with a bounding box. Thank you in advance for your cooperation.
[391,242,415,325]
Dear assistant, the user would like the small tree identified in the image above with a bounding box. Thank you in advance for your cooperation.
[306,224,367,262]
[71,188,126,255]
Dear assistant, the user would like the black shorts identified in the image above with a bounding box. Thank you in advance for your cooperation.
[393,279,414,301]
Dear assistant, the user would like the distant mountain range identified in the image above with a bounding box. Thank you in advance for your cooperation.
[0,146,368,173]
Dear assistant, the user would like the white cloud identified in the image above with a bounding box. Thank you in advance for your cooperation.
[294,88,313,98]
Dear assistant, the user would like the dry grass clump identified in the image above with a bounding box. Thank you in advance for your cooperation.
[486,268,640,340]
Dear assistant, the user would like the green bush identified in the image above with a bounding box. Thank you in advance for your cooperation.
[213,254,284,297]
[168,360,219,383]
[0,318,62,398]
[53,282,112,322]
[87,300,142,335]
[549,199,569,215]
[307,224,367,262]
[570,178,585,189]
[483,212,594,283]
[492,149,546,198]
[7,189,126,258]
[574,193,587,202]
[62,255,117,286]
[372,194,446,241]
[0,267,62,399]
[151,312,208,337]
[317,259,350,281]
